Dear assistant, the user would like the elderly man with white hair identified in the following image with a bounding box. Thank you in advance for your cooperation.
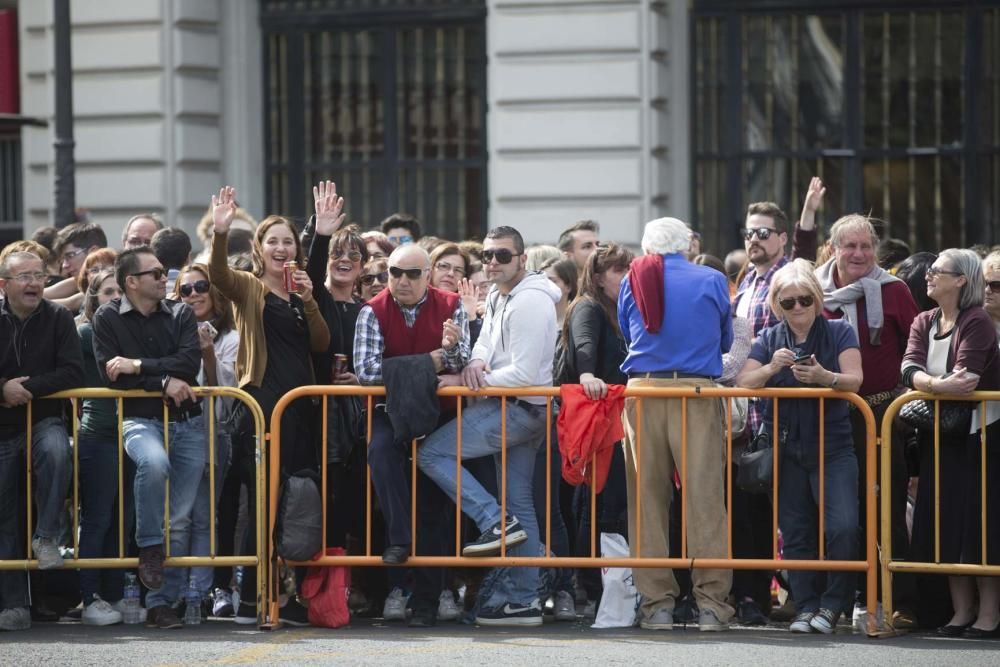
[618,217,734,632]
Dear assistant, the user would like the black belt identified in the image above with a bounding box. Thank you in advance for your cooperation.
[629,371,711,380]
[509,397,546,412]
[124,404,203,423]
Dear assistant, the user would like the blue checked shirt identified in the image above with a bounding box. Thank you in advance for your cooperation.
[353,292,469,385]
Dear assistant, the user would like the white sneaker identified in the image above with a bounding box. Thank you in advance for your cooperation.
[111,599,147,623]
[0,607,31,631]
[82,596,123,626]
[31,536,63,570]
[437,590,461,621]
[554,590,577,621]
[382,587,409,621]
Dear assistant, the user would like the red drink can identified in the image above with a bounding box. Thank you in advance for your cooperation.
[283,260,300,294]
[333,353,349,376]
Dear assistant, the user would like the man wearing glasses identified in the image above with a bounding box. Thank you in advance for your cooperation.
[418,226,562,627]
[92,247,205,629]
[0,251,82,632]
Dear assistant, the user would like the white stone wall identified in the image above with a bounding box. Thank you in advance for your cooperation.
[18,0,262,245]
[486,0,689,245]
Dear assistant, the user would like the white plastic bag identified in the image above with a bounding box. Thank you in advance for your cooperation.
[592,532,640,628]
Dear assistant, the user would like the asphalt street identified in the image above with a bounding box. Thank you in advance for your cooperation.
[3,618,1000,666]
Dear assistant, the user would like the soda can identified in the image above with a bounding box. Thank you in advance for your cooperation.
[283,260,301,294]
[333,353,349,376]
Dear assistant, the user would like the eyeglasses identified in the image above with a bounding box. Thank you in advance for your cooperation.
[482,249,521,265]
[3,271,48,285]
[742,227,777,241]
[61,248,86,262]
[926,267,962,279]
[987,281,1000,293]
[388,266,426,280]
[130,267,166,281]
[778,294,815,310]
[332,250,363,263]
[434,261,466,277]
[389,235,413,245]
[179,279,211,297]
[360,271,389,286]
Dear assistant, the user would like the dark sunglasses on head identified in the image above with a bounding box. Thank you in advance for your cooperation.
[360,271,389,286]
[179,279,211,297]
[131,267,166,281]
[482,248,520,265]
[742,227,776,241]
[779,294,815,310]
[988,281,1000,292]
[388,266,426,280]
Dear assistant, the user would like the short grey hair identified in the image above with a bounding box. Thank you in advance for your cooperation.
[939,248,985,310]
[829,214,879,249]
[0,251,42,277]
[983,250,1000,276]
[641,217,691,256]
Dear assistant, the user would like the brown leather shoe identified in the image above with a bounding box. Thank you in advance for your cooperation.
[146,605,182,629]
[138,544,165,591]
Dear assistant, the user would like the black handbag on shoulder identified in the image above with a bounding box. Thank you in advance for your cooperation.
[736,424,786,495]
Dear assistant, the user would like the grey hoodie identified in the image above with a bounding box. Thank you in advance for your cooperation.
[474,271,561,403]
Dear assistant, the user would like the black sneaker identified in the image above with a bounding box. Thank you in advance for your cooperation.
[673,595,699,624]
[146,605,183,629]
[234,602,258,626]
[280,598,311,627]
[476,600,543,626]
[462,515,527,557]
[736,599,768,626]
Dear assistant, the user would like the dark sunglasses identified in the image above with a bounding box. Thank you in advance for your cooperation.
[332,250,363,263]
[926,266,962,279]
[779,294,815,310]
[742,227,777,241]
[131,267,166,280]
[179,279,211,297]
[988,281,1000,292]
[388,266,426,280]
[482,249,521,265]
[360,271,389,286]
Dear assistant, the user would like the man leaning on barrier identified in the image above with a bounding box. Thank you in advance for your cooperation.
[92,247,206,630]
[417,225,561,627]
[0,251,83,632]
[618,217,734,632]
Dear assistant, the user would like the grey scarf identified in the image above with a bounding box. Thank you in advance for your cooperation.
[816,258,900,346]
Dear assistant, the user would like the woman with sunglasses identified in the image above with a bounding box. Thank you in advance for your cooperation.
[902,249,1000,638]
[359,258,389,301]
[209,186,330,625]
[737,259,862,634]
[76,269,128,625]
[170,263,241,618]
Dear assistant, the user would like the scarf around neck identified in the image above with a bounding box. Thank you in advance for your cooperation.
[816,258,900,346]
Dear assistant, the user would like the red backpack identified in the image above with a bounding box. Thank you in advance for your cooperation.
[300,547,350,628]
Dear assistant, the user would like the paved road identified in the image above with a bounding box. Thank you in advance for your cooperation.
[3,619,999,666]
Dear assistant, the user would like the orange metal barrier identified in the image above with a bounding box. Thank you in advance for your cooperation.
[268,384,878,632]
[0,387,270,626]
[880,391,1000,630]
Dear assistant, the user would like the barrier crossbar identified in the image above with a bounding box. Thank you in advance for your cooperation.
[879,391,1000,629]
[269,385,878,633]
[1,387,270,626]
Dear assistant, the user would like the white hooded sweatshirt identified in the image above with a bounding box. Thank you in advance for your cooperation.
[474,270,562,404]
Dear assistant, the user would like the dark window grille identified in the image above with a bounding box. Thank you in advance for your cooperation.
[0,131,21,224]
[692,1,1000,255]
[261,1,488,240]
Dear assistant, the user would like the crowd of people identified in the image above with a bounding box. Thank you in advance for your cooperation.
[0,177,998,640]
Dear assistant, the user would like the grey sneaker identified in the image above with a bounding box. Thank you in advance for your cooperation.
[789,611,815,633]
[82,596,123,626]
[698,608,729,632]
[809,608,839,634]
[0,607,31,631]
[382,587,409,621]
[640,606,674,630]
[437,590,461,621]
[554,590,577,621]
[582,600,597,619]
[31,536,63,570]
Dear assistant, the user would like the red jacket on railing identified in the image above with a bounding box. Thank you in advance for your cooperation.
[557,384,627,493]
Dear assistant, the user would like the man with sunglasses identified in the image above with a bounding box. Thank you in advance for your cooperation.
[417,226,562,627]
[92,247,205,629]
[0,251,83,632]
[353,242,469,625]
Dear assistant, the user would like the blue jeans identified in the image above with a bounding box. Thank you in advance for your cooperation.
[189,428,232,595]
[123,415,206,608]
[778,440,858,615]
[0,417,72,610]
[533,419,573,594]
[417,398,546,607]
[78,431,129,605]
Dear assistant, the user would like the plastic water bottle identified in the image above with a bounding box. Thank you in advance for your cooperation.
[123,573,142,624]
[184,581,202,625]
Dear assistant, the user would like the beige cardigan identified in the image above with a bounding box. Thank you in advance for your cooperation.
[209,230,330,389]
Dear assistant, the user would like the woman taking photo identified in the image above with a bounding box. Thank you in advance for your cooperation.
[209,186,330,625]
[737,259,863,634]
[901,248,1000,638]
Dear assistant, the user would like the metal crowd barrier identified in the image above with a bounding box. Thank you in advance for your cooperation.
[0,387,270,627]
[268,385,878,633]
[880,390,1000,630]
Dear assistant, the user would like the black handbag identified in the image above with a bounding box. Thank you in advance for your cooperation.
[736,425,785,495]
[899,398,973,436]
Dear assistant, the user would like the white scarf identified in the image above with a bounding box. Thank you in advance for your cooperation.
[816,258,900,346]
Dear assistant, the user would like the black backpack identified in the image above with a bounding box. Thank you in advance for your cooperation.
[274,469,322,561]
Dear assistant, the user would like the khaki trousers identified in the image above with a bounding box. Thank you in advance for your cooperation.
[622,376,733,621]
